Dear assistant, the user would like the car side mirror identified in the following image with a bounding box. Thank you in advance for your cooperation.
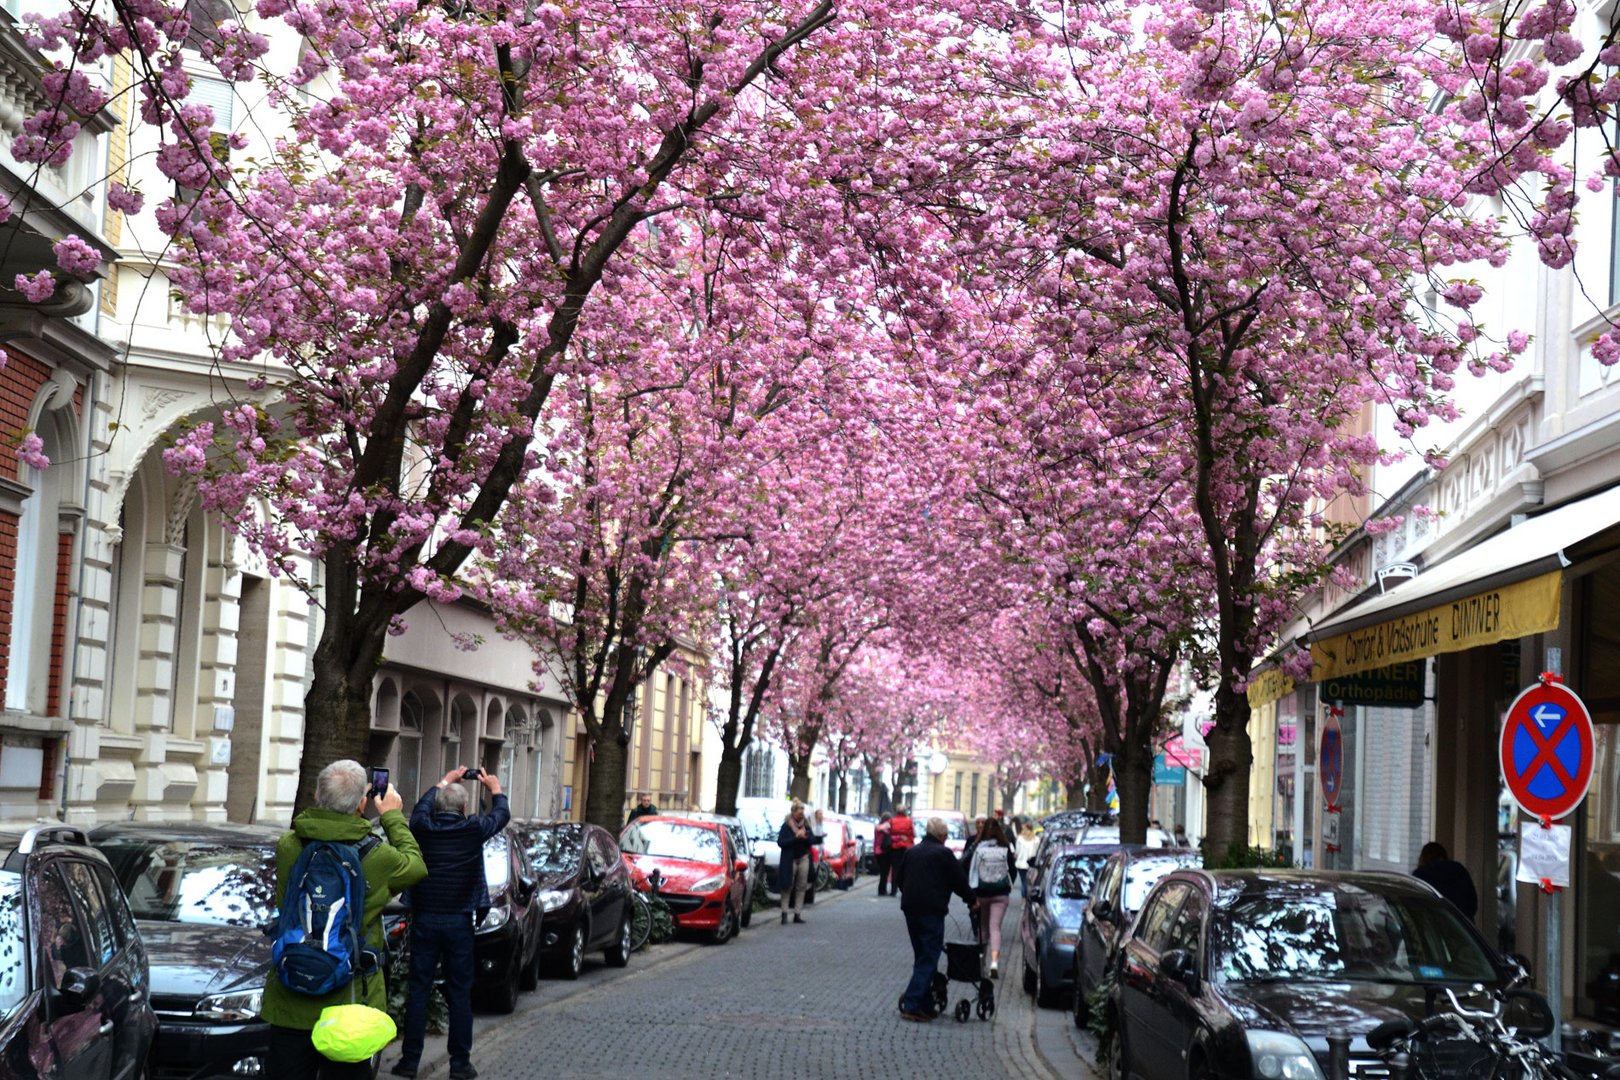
[1091,900,1113,922]
[57,967,101,1009]
[1503,952,1533,988]
[517,876,536,901]
[1160,948,1201,994]
[734,859,748,875]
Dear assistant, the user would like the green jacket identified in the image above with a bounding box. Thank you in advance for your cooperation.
[261,807,427,1030]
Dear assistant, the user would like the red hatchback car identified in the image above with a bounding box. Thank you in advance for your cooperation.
[619,816,749,943]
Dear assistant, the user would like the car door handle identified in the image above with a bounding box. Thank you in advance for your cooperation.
[98,1020,114,1035]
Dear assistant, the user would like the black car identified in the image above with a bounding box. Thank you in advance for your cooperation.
[91,821,281,1080]
[471,828,545,1012]
[0,824,155,1080]
[1074,846,1202,1023]
[1107,869,1525,1080]
[509,820,632,979]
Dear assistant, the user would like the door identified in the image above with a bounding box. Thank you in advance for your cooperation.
[33,862,113,1080]
[1082,857,1125,997]
[82,861,151,1080]
[1157,885,1208,1076]
[592,829,629,934]
[584,829,617,947]
[1119,881,1188,1079]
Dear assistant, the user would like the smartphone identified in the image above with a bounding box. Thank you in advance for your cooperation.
[463,767,483,781]
[368,767,389,799]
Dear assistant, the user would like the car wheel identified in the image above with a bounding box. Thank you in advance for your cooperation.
[488,954,521,1015]
[1034,954,1060,1008]
[1023,955,1038,996]
[520,934,542,991]
[604,912,632,968]
[1187,1052,1210,1080]
[1073,972,1091,1027]
[712,904,736,945]
[740,891,753,928]
[1108,1016,1130,1080]
[561,923,585,980]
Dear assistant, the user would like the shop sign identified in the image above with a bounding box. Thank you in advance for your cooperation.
[1164,735,1203,770]
[1318,662,1426,708]
[1152,754,1186,787]
[1310,571,1562,680]
[1246,668,1295,708]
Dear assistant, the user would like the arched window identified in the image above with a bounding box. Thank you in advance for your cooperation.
[398,692,424,800]
[743,745,775,799]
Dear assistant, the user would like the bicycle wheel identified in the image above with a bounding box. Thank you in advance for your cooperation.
[628,893,653,952]
[815,861,834,892]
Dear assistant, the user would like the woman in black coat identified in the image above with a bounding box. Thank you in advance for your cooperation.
[777,799,817,924]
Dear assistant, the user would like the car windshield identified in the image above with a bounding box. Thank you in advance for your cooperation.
[0,873,24,1024]
[1053,855,1109,900]
[98,840,275,926]
[738,809,778,843]
[1215,885,1498,985]
[1122,854,1203,912]
[621,821,722,863]
[484,833,511,890]
[521,825,582,875]
[918,816,966,840]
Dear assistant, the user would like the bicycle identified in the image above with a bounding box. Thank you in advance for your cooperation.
[1365,985,1582,1080]
[626,868,664,952]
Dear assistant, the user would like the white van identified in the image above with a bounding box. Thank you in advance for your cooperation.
[734,796,822,900]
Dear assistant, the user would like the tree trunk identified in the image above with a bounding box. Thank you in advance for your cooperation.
[1085,762,1111,813]
[1115,741,1154,845]
[584,731,630,832]
[1065,775,1086,811]
[788,753,812,801]
[295,611,392,816]
[1202,686,1254,860]
[865,760,887,814]
[713,745,745,817]
[834,771,848,813]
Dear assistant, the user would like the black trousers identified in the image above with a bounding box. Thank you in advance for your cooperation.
[267,1024,374,1080]
[875,850,892,894]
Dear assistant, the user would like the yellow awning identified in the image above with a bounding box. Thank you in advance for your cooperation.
[1310,570,1562,680]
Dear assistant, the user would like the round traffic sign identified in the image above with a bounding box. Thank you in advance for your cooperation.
[1499,680,1595,822]
[1320,712,1343,811]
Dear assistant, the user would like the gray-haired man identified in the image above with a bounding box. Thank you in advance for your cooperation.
[894,817,977,1021]
[393,767,509,1079]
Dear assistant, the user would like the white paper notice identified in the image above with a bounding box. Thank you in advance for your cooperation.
[1517,822,1573,888]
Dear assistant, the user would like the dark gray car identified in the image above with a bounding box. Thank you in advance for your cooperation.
[1073,846,1202,1024]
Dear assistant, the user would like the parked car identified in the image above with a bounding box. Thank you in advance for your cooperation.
[683,811,761,924]
[1021,843,1116,1008]
[1107,869,1524,1080]
[909,808,970,856]
[817,816,860,884]
[619,816,749,943]
[91,821,282,1080]
[845,814,878,870]
[510,819,634,977]
[473,827,545,1012]
[1073,846,1203,1023]
[0,823,155,1080]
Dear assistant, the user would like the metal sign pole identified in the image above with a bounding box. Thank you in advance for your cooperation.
[1546,647,1563,1055]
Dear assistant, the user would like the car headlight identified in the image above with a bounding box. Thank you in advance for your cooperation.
[690,874,725,893]
[538,889,571,913]
[194,986,262,1022]
[1246,1031,1326,1080]
[478,905,510,932]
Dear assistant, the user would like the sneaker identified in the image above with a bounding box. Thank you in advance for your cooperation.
[793,914,805,924]
[390,1064,418,1079]
[449,1067,478,1080]
[990,963,999,979]
[900,1009,935,1023]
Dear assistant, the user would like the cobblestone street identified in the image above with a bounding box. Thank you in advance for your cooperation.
[407,878,1106,1080]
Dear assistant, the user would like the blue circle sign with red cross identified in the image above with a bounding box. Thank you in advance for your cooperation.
[1499,679,1595,823]
[1320,713,1343,811]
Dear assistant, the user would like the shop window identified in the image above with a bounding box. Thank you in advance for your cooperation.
[1578,563,1620,1021]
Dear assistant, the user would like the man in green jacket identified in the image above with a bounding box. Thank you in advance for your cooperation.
[264,759,428,1078]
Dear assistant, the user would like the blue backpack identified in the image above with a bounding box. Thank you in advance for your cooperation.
[271,835,380,996]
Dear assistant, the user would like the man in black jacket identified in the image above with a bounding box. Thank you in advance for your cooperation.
[1413,841,1478,920]
[393,767,509,1080]
[894,818,978,1022]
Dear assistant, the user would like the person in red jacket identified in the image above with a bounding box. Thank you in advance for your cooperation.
[886,806,916,898]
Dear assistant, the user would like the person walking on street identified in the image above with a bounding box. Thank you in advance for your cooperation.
[960,816,987,938]
[968,818,1014,978]
[894,818,978,1021]
[874,812,894,896]
[778,798,817,924]
[264,760,427,1080]
[1413,841,1478,919]
[626,792,659,826]
[1014,821,1039,898]
[887,805,915,897]
[393,768,511,1080]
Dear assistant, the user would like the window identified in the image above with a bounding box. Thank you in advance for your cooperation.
[1136,882,1188,954]
[61,861,117,966]
[589,830,618,875]
[743,747,775,799]
[38,865,90,984]
[952,773,962,811]
[970,774,980,817]
[398,693,424,801]
[98,840,275,927]
[0,873,26,1023]
[1093,857,1124,909]
[1164,889,1206,957]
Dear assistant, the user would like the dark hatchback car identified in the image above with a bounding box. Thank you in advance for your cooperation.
[1108,869,1526,1080]
[1074,846,1203,1023]
[91,822,280,1080]
[0,824,155,1080]
[509,820,632,979]
[470,828,544,1012]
